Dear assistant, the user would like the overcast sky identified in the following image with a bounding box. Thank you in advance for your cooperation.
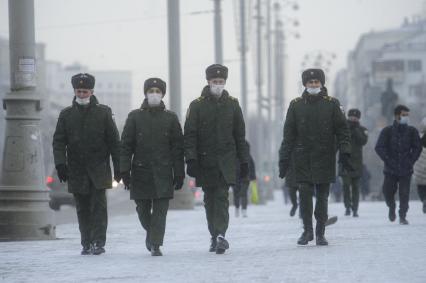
[0,0,424,118]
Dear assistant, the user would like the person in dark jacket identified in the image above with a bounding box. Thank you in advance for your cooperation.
[375,105,422,224]
[184,64,248,254]
[279,69,351,246]
[52,73,121,255]
[120,78,184,256]
[339,109,368,217]
[233,141,256,218]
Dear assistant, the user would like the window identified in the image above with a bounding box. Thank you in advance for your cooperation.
[407,60,422,72]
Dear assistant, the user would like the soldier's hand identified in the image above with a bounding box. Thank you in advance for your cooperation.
[279,161,288,179]
[240,163,249,179]
[122,171,131,190]
[173,176,185,191]
[339,153,354,172]
[186,160,199,178]
[56,164,68,183]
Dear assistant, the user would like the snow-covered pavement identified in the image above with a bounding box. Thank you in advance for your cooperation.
[1,191,425,283]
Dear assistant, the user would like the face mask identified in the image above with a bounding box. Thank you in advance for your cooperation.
[147,92,163,106]
[210,84,225,97]
[75,96,90,105]
[306,87,321,95]
[399,116,409,125]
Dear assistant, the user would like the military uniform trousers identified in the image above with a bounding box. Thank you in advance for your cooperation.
[73,183,108,248]
[342,176,360,212]
[233,180,249,209]
[382,174,411,218]
[299,183,330,235]
[202,174,230,238]
[135,198,170,246]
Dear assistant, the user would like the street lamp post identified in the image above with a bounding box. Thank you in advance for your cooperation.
[0,0,55,241]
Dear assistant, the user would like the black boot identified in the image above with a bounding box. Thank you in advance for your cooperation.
[215,235,229,254]
[92,243,105,255]
[81,244,92,255]
[388,208,396,222]
[316,224,328,246]
[399,217,409,225]
[345,208,351,216]
[209,237,217,252]
[145,233,151,252]
[290,205,298,217]
[352,211,359,218]
[297,228,314,245]
[151,245,163,256]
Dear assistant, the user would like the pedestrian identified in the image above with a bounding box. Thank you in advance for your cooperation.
[279,68,351,246]
[339,108,368,217]
[413,117,426,213]
[52,73,121,255]
[375,105,422,224]
[233,141,256,218]
[360,164,371,201]
[285,152,299,217]
[184,64,248,254]
[120,78,184,256]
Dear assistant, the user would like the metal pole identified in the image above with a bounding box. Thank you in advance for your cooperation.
[266,0,274,183]
[240,0,248,118]
[0,0,55,241]
[167,0,182,120]
[213,0,223,64]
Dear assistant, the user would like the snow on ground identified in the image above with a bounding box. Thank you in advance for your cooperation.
[1,192,425,283]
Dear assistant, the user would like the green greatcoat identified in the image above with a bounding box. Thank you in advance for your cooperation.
[184,86,248,187]
[52,95,120,193]
[279,89,351,184]
[120,100,184,200]
[339,121,368,178]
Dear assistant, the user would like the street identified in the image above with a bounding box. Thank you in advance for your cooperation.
[1,190,425,283]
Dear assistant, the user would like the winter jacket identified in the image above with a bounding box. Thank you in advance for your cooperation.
[375,120,422,177]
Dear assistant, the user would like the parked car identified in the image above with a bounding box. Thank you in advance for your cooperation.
[46,169,74,211]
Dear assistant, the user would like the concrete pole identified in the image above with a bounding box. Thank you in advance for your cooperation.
[213,0,223,64]
[255,0,264,181]
[239,0,248,118]
[167,0,182,120]
[266,0,274,181]
[0,0,55,240]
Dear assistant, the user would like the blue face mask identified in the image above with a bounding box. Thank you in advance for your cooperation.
[399,116,409,125]
[306,87,321,95]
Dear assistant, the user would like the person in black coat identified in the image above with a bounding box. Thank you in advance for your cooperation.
[375,105,422,224]
[233,141,256,218]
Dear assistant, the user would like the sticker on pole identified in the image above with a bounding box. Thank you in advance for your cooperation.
[15,57,36,88]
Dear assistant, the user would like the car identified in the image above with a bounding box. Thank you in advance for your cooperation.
[46,169,74,211]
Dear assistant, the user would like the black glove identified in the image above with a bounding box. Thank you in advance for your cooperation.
[56,164,68,183]
[122,171,131,190]
[186,160,199,178]
[114,170,122,183]
[279,161,288,179]
[173,176,185,191]
[339,153,354,172]
[240,163,249,179]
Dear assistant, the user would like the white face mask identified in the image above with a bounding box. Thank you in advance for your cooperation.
[75,96,91,105]
[210,84,225,97]
[147,92,163,106]
[306,87,321,95]
[399,116,409,125]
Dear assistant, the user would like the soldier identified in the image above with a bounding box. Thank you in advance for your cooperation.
[120,78,184,256]
[339,109,368,217]
[52,73,120,255]
[279,69,351,246]
[184,64,248,254]
[375,105,422,224]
